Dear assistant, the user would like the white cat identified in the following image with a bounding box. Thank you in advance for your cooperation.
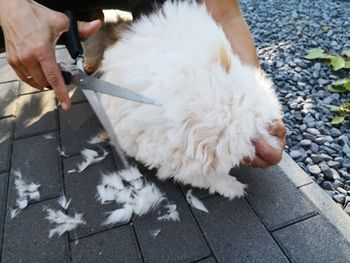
[86,1,282,199]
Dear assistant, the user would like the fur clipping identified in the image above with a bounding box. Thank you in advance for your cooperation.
[86,1,282,199]
[45,208,86,238]
[158,204,180,222]
[58,195,72,210]
[102,204,133,225]
[70,148,109,173]
[186,189,208,213]
[11,169,41,218]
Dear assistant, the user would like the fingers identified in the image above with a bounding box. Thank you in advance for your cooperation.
[77,20,102,38]
[38,52,70,110]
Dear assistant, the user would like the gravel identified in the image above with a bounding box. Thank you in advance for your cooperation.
[240,0,350,211]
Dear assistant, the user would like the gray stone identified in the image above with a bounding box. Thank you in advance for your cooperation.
[315,137,326,144]
[273,216,350,262]
[334,180,344,189]
[2,200,67,262]
[323,168,340,181]
[330,128,342,138]
[232,166,316,231]
[333,194,346,205]
[306,128,321,136]
[343,159,350,169]
[0,81,19,118]
[193,196,288,262]
[71,226,142,263]
[302,132,316,141]
[310,143,319,153]
[343,144,350,155]
[310,154,324,163]
[290,149,302,159]
[15,91,57,139]
[0,118,13,173]
[336,187,348,196]
[300,139,312,147]
[308,165,321,175]
[322,181,335,191]
[328,160,341,169]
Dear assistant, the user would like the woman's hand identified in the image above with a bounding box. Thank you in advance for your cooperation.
[0,0,101,110]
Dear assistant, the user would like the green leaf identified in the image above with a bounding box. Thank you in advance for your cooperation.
[345,82,350,91]
[331,116,345,125]
[332,78,350,86]
[327,85,348,93]
[328,104,341,111]
[331,56,346,71]
[343,50,350,58]
[344,61,350,69]
[305,48,325,59]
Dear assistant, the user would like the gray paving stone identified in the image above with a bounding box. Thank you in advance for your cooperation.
[71,225,142,263]
[0,118,13,173]
[64,153,123,238]
[133,176,210,263]
[232,166,317,231]
[273,216,350,262]
[18,82,42,95]
[15,91,57,139]
[9,133,61,204]
[0,81,19,118]
[299,182,350,242]
[0,57,17,83]
[2,199,68,263]
[193,196,288,263]
[60,102,103,155]
[0,173,8,255]
[195,257,216,263]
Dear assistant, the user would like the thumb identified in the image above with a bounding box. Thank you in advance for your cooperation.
[77,20,102,38]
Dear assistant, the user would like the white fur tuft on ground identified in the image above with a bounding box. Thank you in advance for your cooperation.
[157,204,180,222]
[186,190,209,213]
[11,169,41,219]
[58,195,72,210]
[69,148,109,173]
[45,208,86,238]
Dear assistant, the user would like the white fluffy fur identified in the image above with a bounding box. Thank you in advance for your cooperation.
[45,208,86,238]
[186,189,208,213]
[157,204,180,222]
[98,1,282,199]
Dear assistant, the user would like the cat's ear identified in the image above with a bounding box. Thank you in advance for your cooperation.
[212,44,231,73]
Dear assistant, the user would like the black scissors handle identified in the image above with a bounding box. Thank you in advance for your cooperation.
[60,10,83,60]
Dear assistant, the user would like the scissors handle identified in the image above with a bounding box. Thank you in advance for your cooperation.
[60,10,83,60]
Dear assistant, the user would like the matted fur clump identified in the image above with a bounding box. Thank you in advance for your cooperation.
[86,1,282,199]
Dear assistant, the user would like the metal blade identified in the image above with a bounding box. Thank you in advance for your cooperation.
[72,71,161,106]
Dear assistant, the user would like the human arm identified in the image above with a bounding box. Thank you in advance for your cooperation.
[0,0,101,110]
[204,0,286,168]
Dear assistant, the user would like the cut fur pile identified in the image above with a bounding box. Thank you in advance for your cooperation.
[84,1,282,199]
[96,167,169,225]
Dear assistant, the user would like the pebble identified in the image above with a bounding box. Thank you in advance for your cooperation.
[306,128,321,136]
[308,165,321,175]
[322,181,335,191]
[290,150,302,159]
[300,139,312,147]
[333,194,346,205]
[330,128,342,138]
[345,203,350,215]
[336,187,348,196]
[343,159,350,169]
[327,161,341,169]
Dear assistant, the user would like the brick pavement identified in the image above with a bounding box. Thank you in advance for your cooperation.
[1,49,350,262]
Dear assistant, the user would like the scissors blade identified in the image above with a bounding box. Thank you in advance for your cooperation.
[71,71,161,106]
